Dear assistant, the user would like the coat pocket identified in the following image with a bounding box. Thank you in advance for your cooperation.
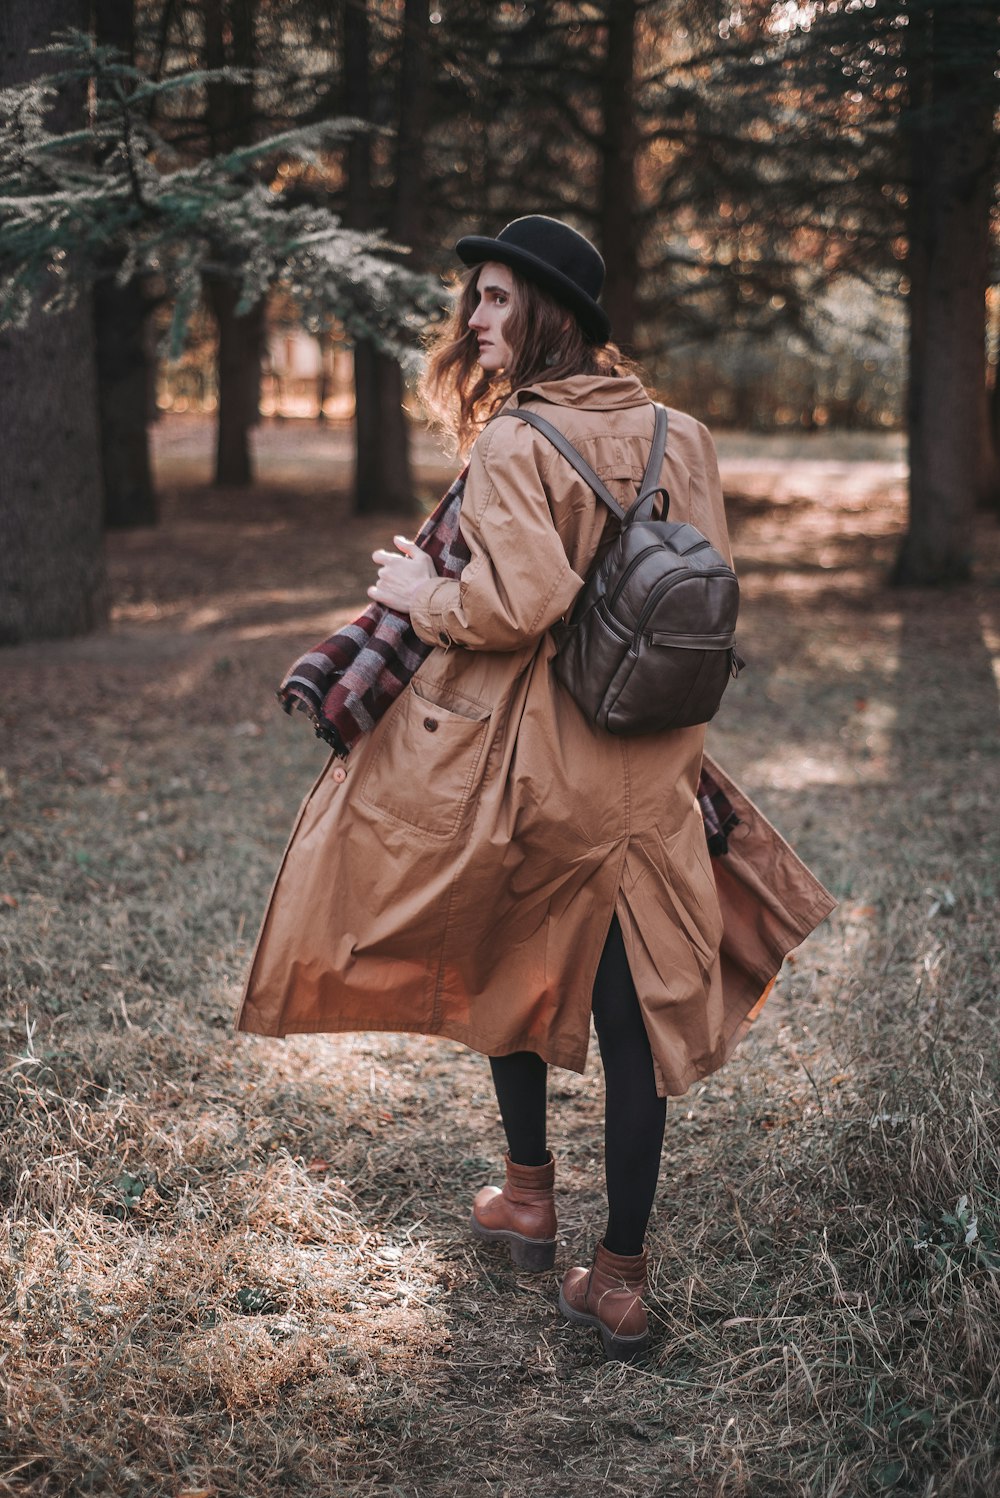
[359,680,492,838]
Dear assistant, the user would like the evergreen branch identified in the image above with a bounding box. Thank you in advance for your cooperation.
[0,37,433,354]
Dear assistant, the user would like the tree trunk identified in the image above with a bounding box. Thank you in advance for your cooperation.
[93,0,156,527]
[599,0,639,353]
[205,276,263,487]
[0,0,106,642]
[204,0,260,487]
[95,278,157,527]
[344,0,416,515]
[352,345,414,512]
[893,2,998,584]
[393,0,431,258]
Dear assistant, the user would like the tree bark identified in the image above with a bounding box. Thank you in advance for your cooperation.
[392,0,431,256]
[93,0,156,527]
[893,2,998,584]
[344,0,417,515]
[0,0,106,642]
[95,276,157,527]
[353,343,413,512]
[204,0,261,487]
[599,0,639,353]
[205,276,263,488]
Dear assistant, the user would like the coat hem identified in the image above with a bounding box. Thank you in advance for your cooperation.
[233,753,337,1034]
[234,1013,591,1076]
[658,976,776,1099]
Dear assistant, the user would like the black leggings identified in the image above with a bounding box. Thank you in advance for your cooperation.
[488,914,667,1257]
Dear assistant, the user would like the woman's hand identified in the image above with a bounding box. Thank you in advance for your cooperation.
[368,536,438,614]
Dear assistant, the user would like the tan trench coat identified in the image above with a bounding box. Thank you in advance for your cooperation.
[237,376,835,1097]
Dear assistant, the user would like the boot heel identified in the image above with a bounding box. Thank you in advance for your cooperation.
[509,1235,556,1271]
[599,1325,650,1363]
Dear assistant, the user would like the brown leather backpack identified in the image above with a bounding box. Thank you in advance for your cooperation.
[498,402,744,734]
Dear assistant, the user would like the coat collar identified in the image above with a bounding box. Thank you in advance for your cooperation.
[508,375,650,412]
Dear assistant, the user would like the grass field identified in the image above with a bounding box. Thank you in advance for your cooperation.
[1,417,998,1497]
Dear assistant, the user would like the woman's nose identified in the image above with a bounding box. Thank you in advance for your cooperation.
[468,305,487,332]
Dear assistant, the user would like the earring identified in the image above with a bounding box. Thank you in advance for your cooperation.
[544,350,561,366]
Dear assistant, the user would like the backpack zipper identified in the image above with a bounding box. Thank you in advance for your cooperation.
[607,528,715,615]
[631,566,736,641]
[606,543,662,611]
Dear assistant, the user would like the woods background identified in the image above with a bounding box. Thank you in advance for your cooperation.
[1,5,1000,1497]
[1,0,998,644]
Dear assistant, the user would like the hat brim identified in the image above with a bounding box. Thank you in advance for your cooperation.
[455,235,611,345]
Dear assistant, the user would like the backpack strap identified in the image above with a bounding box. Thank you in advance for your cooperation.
[495,402,669,523]
[640,403,669,500]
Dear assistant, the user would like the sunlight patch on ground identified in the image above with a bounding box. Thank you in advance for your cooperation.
[232,609,358,643]
[742,748,892,790]
[720,457,907,507]
[113,585,344,631]
[979,612,1000,699]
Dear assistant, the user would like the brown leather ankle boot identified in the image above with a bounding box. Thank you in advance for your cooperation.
[559,1240,650,1361]
[470,1153,557,1271]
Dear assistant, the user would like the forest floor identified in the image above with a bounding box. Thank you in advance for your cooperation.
[1,415,999,1498]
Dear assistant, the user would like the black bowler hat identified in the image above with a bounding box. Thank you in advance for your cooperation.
[455,215,611,345]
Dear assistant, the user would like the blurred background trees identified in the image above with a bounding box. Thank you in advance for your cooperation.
[1,0,998,641]
[0,0,106,643]
[714,0,1000,582]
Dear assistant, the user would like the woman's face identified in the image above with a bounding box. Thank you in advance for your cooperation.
[467,261,515,372]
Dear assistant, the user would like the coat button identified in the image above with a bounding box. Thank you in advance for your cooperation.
[423,717,439,732]
[333,766,347,782]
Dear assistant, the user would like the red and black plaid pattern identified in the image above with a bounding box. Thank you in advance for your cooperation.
[278,469,471,757]
[698,766,741,856]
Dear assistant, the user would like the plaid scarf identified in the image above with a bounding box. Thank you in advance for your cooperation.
[698,766,741,857]
[278,469,470,757]
[278,465,739,853]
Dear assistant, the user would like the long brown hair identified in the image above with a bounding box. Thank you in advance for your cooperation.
[419,265,641,455]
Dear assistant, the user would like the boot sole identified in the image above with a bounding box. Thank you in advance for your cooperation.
[558,1285,651,1363]
[469,1212,556,1271]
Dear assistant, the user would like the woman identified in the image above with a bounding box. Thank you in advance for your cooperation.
[237,215,834,1363]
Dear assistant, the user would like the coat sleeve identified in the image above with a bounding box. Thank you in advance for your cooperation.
[408,420,583,652]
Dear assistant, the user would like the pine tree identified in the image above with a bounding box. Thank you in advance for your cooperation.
[0,22,439,637]
[344,0,417,516]
[94,0,156,528]
[0,1,106,644]
[0,29,440,407]
[708,0,1000,582]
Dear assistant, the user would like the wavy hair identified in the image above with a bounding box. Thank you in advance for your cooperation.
[419,264,641,455]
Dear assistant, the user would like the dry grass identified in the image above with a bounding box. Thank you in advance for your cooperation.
[1,416,998,1497]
